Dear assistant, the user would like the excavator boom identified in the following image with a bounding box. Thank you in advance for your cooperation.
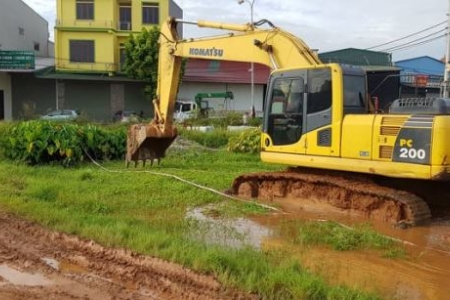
[126,17,321,165]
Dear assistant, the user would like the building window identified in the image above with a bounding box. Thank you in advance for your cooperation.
[76,0,94,20]
[69,40,95,63]
[34,42,40,51]
[19,27,25,36]
[119,4,132,30]
[142,3,159,24]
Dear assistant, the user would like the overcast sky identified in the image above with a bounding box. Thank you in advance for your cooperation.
[22,0,448,61]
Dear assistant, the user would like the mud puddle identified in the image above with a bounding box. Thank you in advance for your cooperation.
[258,199,450,299]
[186,207,272,249]
[188,199,450,299]
[0,265,52,286]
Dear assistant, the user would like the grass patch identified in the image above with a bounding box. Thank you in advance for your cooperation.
[0,147,385,299]
[202,201,270,218]
[288,221,406,258]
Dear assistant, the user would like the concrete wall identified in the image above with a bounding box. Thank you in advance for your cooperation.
[56,0,181,73]
[0,0,50,57]
[178,81,266,116]
[56,31,117,72]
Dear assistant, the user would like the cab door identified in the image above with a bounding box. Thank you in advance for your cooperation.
[304,68,333,155]
[263,70,307,154]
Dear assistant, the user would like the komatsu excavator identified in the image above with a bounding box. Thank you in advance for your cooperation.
[127,17,450,226]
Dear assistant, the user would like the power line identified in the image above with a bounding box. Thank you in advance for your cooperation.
[388,34,446,53]
[381,28,447,52]
[366,21,446,50]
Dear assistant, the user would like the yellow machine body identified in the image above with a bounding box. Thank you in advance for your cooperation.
[127,17,450,183]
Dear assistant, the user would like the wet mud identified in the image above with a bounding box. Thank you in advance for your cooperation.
[231,168,435,226]
[0,212,254,300]
[187,197,450,299]
[250,197,450,300]
[2,193,449,299]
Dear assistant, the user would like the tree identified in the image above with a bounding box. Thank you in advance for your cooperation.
[123,27,160,99]
[124,26,186,101]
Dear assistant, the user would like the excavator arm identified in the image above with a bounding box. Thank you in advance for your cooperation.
[126,17,321,165]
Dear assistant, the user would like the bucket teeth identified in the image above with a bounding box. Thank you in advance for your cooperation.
[125,124,177,168]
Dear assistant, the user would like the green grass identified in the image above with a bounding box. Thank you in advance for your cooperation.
[0,146,390,299]
[283,221,406,258]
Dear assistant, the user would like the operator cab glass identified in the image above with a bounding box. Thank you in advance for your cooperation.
[263,65,367,147]
[264,67,332,146]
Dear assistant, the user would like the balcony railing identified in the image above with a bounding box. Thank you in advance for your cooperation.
[56,19,134,31]
[56,59,118,73]
[56,19,115,29]
[118,22,132,31]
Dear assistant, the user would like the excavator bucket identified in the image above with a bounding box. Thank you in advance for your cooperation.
[125,123,177,167]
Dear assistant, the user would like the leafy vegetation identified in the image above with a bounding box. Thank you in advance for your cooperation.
[123,27,160,98]
[178,128,235,148]
[123,26,186,100]
[0,121,126,166]
[228,128,261,154]
[184,112,262,128]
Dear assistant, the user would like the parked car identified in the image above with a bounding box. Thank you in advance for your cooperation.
[41,109,79,121]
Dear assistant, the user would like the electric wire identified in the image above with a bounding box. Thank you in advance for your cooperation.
[381,29,447,52]
[387,34,446,53]
[83,149,449,254]
[366,20,446,50]
[83,148,283,213]
[84,149,450,256]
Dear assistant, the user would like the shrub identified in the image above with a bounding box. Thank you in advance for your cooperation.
[2,121,83,166]
[178,128,232,148]
[0,121,15,158]
[79,124,127,161]
[181,112,257,128]
[1,121,126,166]
[228,128,261,154]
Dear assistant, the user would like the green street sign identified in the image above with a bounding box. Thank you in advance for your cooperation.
[0,51,35,69]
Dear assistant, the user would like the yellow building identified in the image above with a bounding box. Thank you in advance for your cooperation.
[55,0,182,74]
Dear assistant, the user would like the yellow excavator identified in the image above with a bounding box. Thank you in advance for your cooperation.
[127,17,450,226]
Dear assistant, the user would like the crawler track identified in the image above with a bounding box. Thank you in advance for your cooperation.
[230,167,434,226]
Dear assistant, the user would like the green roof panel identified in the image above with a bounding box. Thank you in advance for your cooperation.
[319,48,392,66]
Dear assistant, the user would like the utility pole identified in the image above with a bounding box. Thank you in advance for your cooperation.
[237,0,256,117]
[443,0,450,97]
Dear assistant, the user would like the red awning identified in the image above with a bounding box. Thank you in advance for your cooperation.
[182,59,270,84]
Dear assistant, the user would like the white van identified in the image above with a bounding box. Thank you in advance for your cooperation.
[174,101,197,122]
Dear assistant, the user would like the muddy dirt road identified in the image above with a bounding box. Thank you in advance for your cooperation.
[0,212,253,300]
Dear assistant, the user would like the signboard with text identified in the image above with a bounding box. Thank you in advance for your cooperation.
[0,51,35,69]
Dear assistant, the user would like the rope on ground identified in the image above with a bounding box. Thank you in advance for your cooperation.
[85,152,283,213]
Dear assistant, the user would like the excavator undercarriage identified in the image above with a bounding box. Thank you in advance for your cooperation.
[229,167,444,227]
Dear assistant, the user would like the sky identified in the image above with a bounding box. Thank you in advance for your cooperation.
[22,0,448,62]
